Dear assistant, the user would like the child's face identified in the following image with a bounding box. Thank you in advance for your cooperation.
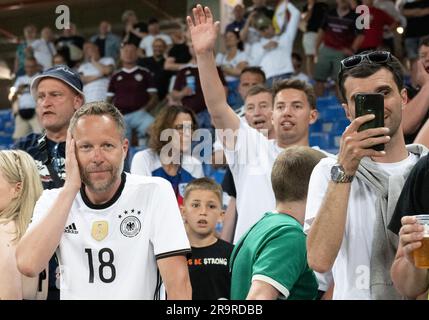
[182,190,223,237]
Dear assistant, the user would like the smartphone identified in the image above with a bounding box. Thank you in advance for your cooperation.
[355,93,384,151]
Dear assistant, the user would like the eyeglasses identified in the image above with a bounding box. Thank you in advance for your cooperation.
[174,123,194,133]
[339,51,392,73]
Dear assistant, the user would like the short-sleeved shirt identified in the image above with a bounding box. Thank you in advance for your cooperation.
[31,39,56,70]
[216,51,248,82]
[123,22,148,47]
[389,155,429,234]
[29,173,191,300]
[139,33,172,57]
[321,9,362,50]
[78,57,115,103]
[107,66,157,115]
[137,56,170,100]
[303,2,329,32]
[168,43,191,64]
[13,74,39,110]
[173,65,226,114]
[188,239,234,300]
[359,6,395,49]
[230,212,318,300]
[403,0,429,38]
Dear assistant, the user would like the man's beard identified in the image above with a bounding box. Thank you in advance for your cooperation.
[81,165,119,193]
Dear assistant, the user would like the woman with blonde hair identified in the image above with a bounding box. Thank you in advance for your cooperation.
[0,150,46,300]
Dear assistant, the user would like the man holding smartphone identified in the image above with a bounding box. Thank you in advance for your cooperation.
[305,51,428,299]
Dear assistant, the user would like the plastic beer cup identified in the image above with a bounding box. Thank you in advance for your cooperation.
[413,215,429,269]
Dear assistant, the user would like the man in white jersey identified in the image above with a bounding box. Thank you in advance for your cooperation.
[187,5,319,244]
[305,51,428,299]
[16,102,192,300]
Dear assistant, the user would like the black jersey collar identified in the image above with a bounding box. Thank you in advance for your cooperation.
[80,172,126,210]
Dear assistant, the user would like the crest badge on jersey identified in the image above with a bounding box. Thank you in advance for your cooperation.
[120,216,141,238]
[91,220,109,241]
[178,183,187,198]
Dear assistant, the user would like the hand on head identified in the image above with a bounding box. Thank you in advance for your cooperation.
[64,129,82,192]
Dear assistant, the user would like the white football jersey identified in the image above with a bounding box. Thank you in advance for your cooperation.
[30,173,191,300]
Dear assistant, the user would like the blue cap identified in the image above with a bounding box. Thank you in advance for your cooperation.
[31,65,84,98]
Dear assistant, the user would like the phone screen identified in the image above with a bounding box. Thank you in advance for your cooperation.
[355,93,384,151]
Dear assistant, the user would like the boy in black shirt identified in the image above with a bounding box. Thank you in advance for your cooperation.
[181,178,233,300]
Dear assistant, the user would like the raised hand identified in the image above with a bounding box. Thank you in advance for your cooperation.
[186,4,220,55]
[64,129,82,193]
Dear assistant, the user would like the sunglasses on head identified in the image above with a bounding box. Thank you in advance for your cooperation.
[339,51,392,72]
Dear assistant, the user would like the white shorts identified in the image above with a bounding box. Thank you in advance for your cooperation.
[302,32,318,56]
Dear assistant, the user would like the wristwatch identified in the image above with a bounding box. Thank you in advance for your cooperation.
[330,163,354,183]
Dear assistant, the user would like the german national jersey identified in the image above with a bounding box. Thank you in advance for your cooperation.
[29,173,191,300]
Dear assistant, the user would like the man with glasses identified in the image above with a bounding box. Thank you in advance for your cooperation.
[14,64,85,300]
[305,50,428,299]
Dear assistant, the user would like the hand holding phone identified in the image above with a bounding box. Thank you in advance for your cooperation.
[355,93,385,151]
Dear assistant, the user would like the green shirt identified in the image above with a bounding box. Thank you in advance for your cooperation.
[230,212,318,300]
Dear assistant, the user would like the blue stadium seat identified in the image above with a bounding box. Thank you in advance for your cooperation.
[331,118,350,135]
[310,120,323,134]
[320,106,345,121]
[0,135,13,146]
[0,110,14,138]
[316,95,340,109]
[309,132,330,150]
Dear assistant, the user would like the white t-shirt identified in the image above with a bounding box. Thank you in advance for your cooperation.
[29,173,190,300]
[221,118,282,243]
[249,3,300,79]
[304,154,419,300]
[139,33,172,57]
[13,74,38,109]
[215,51,248,82]
[31,39,56,70]
[78,57,115,103]
[222,117,329,244]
